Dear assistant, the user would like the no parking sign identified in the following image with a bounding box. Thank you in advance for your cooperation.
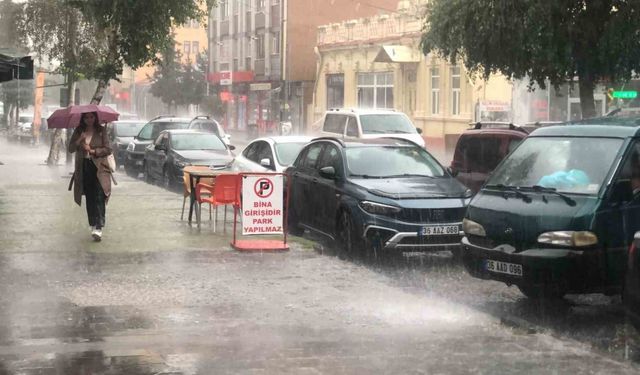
[242,175,284,235]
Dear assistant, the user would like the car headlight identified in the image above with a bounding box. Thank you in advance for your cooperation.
[462,218,486,237]
[359,201,401,216]
[126,142,135,152]
[537,231,598,247]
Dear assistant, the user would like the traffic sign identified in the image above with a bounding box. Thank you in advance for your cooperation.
[612,91,638,99]
[242,175,284,235]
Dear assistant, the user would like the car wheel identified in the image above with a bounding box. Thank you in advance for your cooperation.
[125,161,135,177]
[336,210,362,258]
[287,206,305,236]
[517,284,566,300]
[144,163,153,184]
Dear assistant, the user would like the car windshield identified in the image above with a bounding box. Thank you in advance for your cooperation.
[360,114,416,135]
[487,137,623,195]
[138,121,189,140]
[346,146,445,178]
[19,116,33,123]
[274,142,307,166]
[171,133,226,151]
[191,121,220,136]
[115,122,145,137]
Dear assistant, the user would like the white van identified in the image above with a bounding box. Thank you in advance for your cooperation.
[315,108,425,147]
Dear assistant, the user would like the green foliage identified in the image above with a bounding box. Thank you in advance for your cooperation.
[150,48,208,108]
[150,39,183,106]
[0,0,25,49]
[420,0,640,118]
[20,0,214,101]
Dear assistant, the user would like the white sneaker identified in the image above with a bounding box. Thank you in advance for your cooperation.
[92,228,102,241]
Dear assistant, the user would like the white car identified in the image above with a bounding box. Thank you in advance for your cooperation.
[315,108,425,147]
[232,136,313,172]
[187,116,231,145]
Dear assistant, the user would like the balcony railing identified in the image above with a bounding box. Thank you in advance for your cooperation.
[317,14,422,46]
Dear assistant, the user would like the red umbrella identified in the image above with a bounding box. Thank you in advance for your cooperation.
[47,104,120,129]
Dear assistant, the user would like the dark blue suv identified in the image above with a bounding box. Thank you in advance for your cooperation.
[286,137,472,257]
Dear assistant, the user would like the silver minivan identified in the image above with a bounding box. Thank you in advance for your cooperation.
[315,108,425,147]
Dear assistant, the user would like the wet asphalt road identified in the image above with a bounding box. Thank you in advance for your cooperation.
[0,136,639,374]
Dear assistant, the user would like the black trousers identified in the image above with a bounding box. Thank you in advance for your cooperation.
[83,159,106,229]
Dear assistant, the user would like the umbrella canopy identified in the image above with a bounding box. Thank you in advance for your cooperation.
[47,104,120,129]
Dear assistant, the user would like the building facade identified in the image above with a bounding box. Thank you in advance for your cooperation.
[312,0,513,159]
[207,0,399,132]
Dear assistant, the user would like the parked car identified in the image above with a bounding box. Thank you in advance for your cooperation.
[124,116,191,177]
[15,114,34,142]
[144,129,235,189]
[232,136,312,173]
[450,122,528,193]
[461,120,640,299]
[187,115,231,145]
[107,120,146,168]
[315,108,426,147]
[287,137,471,257]
[624,232,640,329]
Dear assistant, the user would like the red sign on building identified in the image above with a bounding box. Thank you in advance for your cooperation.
[208,71,255,84]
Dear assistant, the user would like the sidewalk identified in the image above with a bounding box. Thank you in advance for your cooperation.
[0,138,638,374]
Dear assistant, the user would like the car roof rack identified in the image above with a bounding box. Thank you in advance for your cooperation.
[150,115,178,122]
[191,115,211,120]
[471,121,527,133]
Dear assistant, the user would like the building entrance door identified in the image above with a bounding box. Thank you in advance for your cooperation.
[404,67,417,116]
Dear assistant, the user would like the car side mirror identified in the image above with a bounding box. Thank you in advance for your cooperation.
[229,145,236,151]
[447,166,459,177]
[416,127,423,134]
[610,180,634,204]
[260,158,271,167]
[320,166,337,179]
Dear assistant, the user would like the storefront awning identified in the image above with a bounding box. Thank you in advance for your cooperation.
[0,49,33,82]
[374,45,420,63]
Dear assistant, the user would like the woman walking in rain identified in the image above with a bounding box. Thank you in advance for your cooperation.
[68,112,112,241]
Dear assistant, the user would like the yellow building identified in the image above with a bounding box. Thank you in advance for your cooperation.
[312,0,512,160]
[135,18,208,85]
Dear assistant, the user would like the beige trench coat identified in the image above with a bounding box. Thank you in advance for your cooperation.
[68,125,113,206]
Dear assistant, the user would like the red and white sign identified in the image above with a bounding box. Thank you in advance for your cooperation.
[219,71,232,86]
[242,175,284,235]
[479,100,511,112]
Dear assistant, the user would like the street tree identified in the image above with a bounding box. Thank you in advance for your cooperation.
[150,47,208,112]
[0,0,25,49]
[71,0,214,104]
[420,0,640,119]
[149,39,184,112]
[20,0,214,164]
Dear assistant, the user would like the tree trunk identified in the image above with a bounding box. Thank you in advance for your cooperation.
[90,79,109,105]
[64,78,76,165]
[46,129,64,165]
[578,76,597,119]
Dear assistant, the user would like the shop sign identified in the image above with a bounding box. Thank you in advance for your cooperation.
[219,71,232,85]
[479,100,510,112]
[250,83,272,91]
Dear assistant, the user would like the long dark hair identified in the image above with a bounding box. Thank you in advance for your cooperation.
[79,112,103,133]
